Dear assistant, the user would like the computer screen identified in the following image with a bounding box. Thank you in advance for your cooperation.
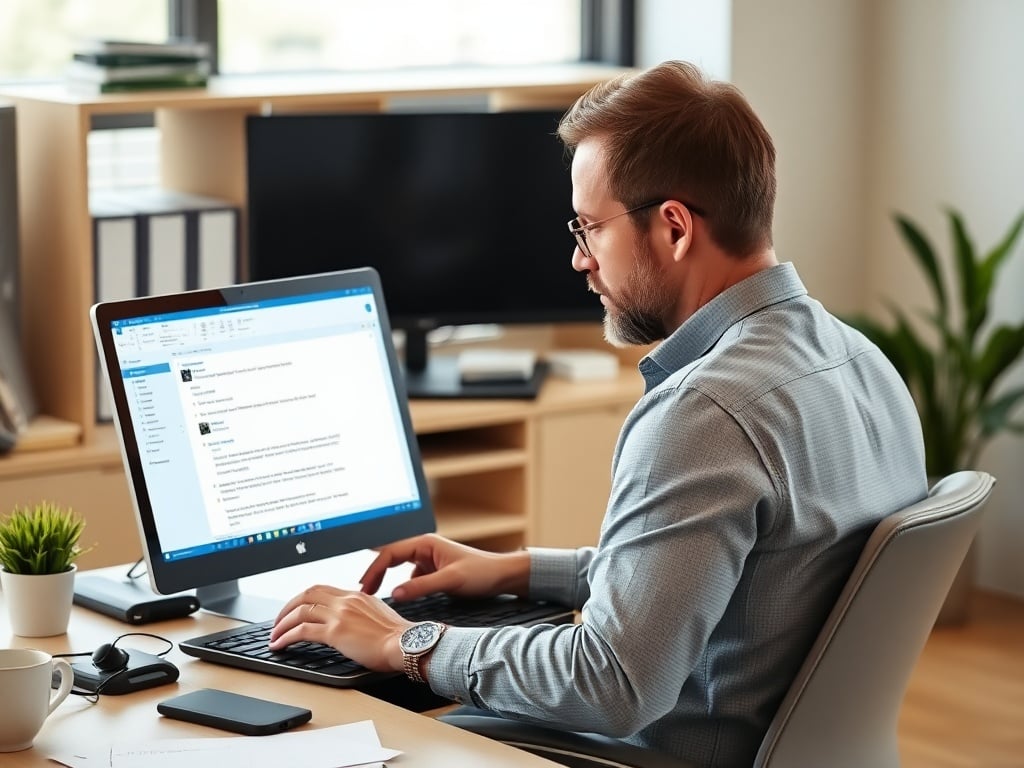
[91,268,434,621]
[246,109,602,398]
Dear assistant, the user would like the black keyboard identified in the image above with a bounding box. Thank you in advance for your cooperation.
[179,593,573,688]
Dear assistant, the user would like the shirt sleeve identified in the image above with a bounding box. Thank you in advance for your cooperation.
[426,387,778,736]
[525,546,595,608]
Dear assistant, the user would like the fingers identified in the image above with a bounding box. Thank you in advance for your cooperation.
[269,605,331,649]
[360,535,438,594]
[273,584,340,625]
[391,568,461,601]
[267,590,412,672]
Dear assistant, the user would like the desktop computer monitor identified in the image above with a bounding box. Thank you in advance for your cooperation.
[245,109,602,398]
[91,268,434,621]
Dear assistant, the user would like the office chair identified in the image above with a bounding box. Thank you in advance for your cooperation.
[441,470,996,768]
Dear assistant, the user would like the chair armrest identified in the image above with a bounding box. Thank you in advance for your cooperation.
[439,714,686,768]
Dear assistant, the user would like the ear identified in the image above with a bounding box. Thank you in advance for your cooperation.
[657,201,694,263]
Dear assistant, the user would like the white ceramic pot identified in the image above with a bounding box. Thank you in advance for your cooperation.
[0,564,77,637]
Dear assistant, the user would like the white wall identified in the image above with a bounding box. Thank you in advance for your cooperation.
[865,0,1024,597]
[637,0,1024,598]
[639,0,870,314]
[636,0,731,80]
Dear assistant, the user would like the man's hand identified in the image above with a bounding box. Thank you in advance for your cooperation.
[360,533,531,602]
[268,585,412,672]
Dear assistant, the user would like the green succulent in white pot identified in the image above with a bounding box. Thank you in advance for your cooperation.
[846,208,1024,477]
[0,501,92,637]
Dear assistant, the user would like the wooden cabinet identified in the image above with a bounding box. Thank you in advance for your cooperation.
[533,403,634,548]
[0,65,628,442]
[0,65,643,564]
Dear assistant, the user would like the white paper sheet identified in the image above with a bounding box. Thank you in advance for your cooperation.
[49,719,399,768]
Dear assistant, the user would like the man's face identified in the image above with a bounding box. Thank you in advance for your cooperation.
[570,139,675,347]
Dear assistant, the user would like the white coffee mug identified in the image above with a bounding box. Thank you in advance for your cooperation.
[0,648,74,752]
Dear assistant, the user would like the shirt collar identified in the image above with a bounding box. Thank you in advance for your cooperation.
[639,262,807,390]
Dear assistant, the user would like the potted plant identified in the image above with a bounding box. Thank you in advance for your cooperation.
[846,207,1024,621]
[0,501,91,637]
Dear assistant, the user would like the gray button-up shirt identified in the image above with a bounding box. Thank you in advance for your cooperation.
[429,262,927,767]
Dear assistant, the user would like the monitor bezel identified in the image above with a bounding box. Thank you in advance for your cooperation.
[91,267,435,598]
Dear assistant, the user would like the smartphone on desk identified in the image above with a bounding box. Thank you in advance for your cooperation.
[158,688,312,736]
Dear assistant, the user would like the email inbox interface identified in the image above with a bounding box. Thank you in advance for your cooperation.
[111,289,420,561]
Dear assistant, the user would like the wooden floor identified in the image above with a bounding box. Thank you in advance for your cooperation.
[899,590,1024,767]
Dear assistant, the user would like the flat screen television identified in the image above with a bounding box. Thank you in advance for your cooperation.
[245,109,601,398]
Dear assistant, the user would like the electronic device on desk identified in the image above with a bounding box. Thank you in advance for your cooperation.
[68,647,179,695]
[74,572,200,624]
[158,689,311,736]
[246,110,601,399]
[90,267,573,692]
[55,637,180,695]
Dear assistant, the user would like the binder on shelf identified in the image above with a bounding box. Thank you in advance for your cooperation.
[197,207,238,289]
[121,187,240,292]
[92,193,140,303]
[90,187,240,422]
[147,212,187,295]
[91,193,140,423]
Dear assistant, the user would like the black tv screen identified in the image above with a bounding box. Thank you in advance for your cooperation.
[245,110,601,382]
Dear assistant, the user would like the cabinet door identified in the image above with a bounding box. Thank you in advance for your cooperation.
[1,466,137,570]
[532,404,632,548]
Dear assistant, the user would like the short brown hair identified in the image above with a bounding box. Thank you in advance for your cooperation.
[558,60,776,257]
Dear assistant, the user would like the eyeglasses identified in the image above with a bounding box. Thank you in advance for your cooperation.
[568,200,706,260]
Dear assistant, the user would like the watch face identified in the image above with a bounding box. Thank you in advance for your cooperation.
[401,622,442,653]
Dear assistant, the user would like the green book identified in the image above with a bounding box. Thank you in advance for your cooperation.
[97,75,209,93]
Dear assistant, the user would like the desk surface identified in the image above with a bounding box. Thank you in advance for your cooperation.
[0,558,559,766]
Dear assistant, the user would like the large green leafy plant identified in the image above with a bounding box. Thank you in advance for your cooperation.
[848,209,1024,476]
[0,501,89,575]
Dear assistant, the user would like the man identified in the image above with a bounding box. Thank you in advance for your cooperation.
[270,61,927,766]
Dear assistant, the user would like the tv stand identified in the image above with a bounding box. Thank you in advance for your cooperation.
[401,326,549,399]
[403,357,549,399]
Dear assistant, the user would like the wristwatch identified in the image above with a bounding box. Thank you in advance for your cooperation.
[399,621,447,683]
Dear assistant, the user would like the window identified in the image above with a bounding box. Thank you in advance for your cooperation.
[0,0,167,81]
[218,0,581,74]
[1,1,632,82]
[2,2,630,193]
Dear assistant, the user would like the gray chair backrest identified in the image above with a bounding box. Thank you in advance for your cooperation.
[755,470,996,768]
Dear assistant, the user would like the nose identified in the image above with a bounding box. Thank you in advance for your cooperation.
[571,244,594,273]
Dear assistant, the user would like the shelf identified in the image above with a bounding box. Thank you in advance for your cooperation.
[435,505,526,542]
[10,414,81,453]
[421,447,527,480]
[0,64,631,112]
[0,66,630,444]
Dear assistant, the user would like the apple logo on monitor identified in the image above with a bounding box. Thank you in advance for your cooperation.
[295,541,307,555]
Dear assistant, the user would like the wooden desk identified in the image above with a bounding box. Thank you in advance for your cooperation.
[0,559,559,766]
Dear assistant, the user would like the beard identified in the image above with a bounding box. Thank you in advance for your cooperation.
[592,235,675,348]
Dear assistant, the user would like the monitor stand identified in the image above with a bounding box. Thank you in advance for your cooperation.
[196,580,283,623]
[401,327,548,399]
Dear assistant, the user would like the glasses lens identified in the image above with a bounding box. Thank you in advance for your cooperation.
[569,219,590,258]
[577,231,590,258]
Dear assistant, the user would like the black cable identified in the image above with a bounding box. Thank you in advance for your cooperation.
[126,558,147,580]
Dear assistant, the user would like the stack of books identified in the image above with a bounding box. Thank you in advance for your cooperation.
[67,39,211,94]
